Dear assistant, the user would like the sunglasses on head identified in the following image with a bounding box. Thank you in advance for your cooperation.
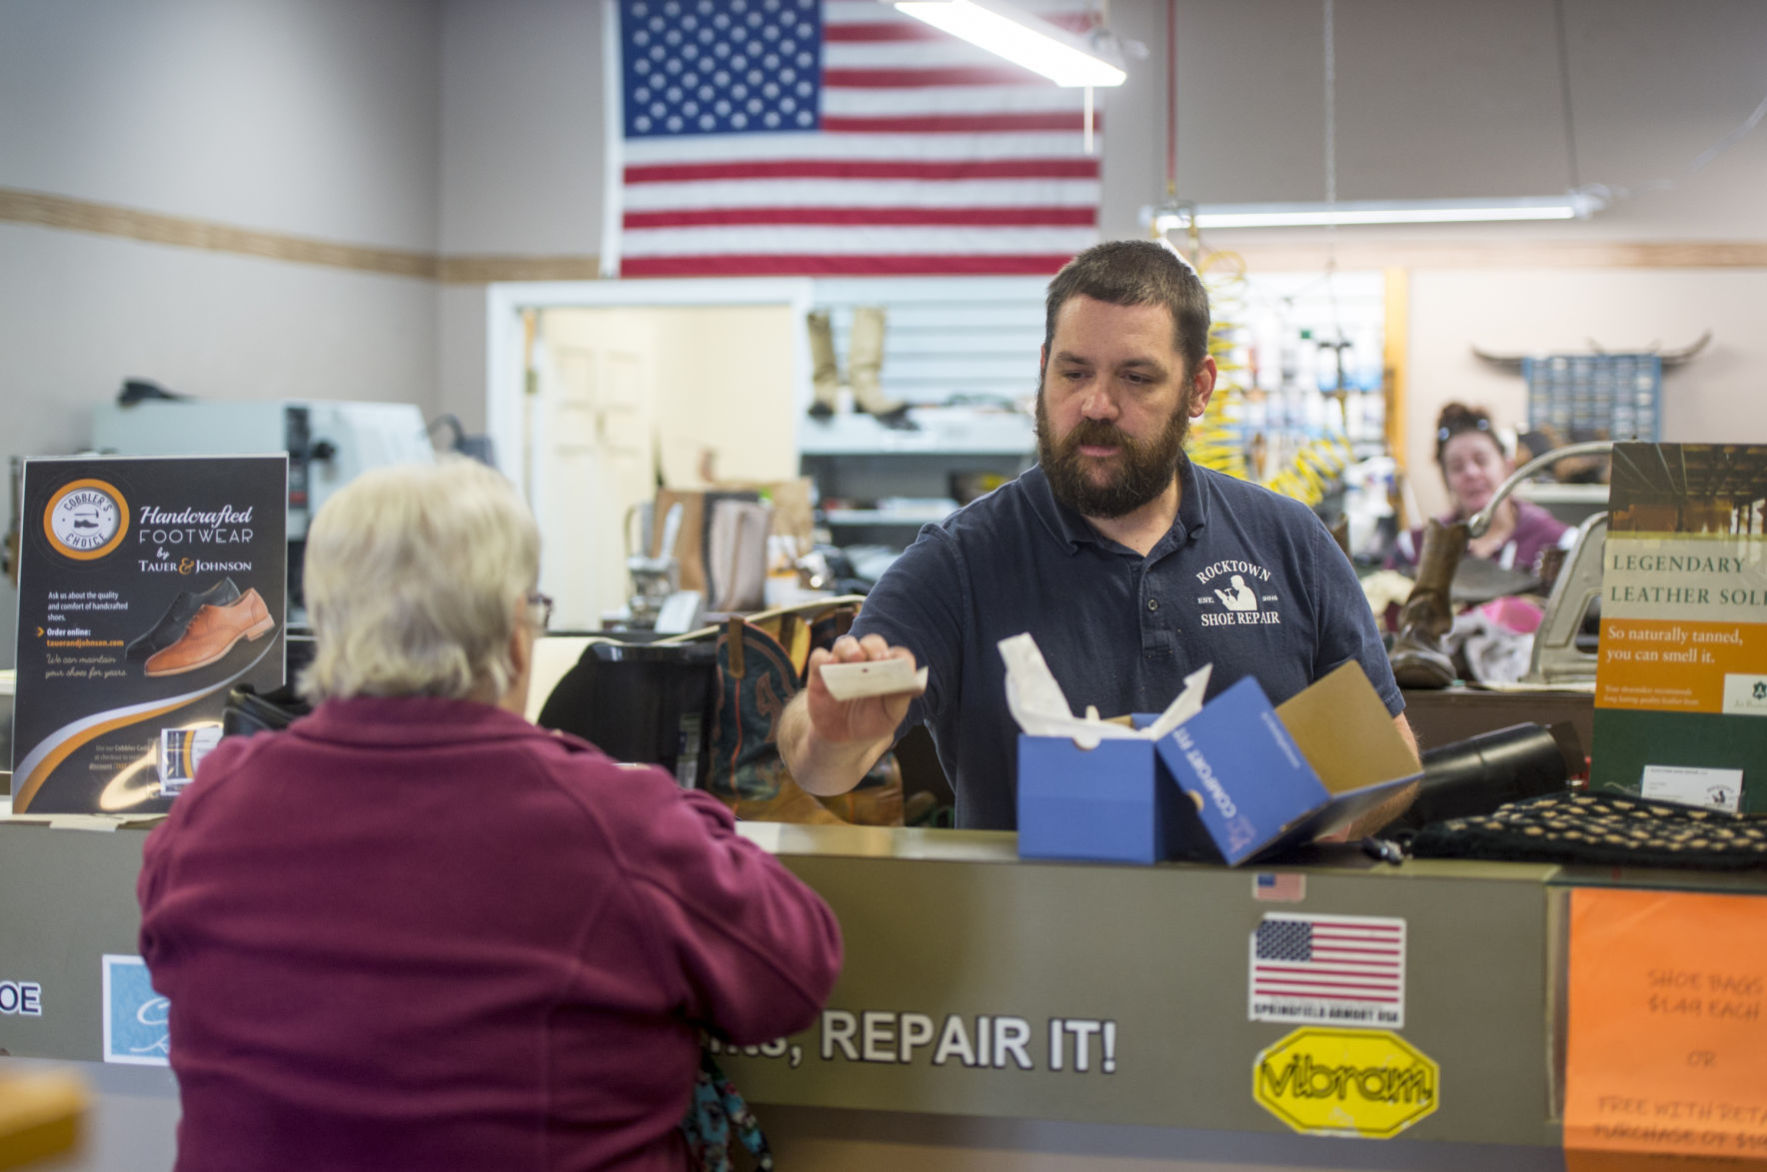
[1437,417,1492,445]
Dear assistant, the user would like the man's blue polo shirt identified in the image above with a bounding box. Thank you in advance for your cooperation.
[851,455,1403,831]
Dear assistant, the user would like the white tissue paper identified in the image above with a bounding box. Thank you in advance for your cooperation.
[998,632,1210,749]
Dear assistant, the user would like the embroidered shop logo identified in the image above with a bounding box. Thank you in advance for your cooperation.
[43,478,130,561]
[1194,559,1283,628]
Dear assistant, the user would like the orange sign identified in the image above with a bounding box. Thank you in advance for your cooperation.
[1596,619,1767,714]
[1565,887,1767,1168]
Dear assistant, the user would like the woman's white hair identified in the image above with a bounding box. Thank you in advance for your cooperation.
[300,456,541,703]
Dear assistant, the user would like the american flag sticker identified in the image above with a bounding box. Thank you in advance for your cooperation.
[1248,914,1406,1029]
[1253,872,1306,902]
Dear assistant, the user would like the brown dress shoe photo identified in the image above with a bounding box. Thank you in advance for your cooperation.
[144,588,276,677]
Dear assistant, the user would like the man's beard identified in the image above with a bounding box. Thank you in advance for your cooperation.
[1036,390,1192,519]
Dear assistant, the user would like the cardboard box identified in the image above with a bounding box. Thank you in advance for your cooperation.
[1017,662,1421,865]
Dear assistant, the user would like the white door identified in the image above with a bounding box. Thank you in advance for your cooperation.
[533,309,659,630]
[525,301,804,630]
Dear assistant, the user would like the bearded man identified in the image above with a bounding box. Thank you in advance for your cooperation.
[779,239,1414,831]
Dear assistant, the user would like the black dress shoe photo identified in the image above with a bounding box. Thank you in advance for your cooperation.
[126,577,242,661]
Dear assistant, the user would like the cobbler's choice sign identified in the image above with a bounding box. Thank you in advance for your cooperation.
[11,456,287,814]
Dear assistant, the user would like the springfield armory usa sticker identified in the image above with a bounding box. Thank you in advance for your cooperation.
[1249,913,1406,1028]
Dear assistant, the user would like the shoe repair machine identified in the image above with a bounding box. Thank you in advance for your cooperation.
[89,399,436,617]
[1466,439,1614,686]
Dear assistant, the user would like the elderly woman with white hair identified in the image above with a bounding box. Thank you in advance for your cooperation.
[138,457,842,1172]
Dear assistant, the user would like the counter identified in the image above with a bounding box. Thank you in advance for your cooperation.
[724,824,1557,1146]
[1,816,1760,1169]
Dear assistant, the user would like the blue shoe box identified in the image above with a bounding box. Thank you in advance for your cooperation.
[1015,735,1192,865]
[1017,662,1421,866]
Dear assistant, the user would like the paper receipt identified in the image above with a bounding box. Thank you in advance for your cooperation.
[819,658,929,701]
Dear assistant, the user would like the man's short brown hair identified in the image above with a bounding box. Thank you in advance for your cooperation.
[1043,239,1212,377]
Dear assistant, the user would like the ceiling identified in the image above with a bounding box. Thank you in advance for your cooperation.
[1097,0,1767,243]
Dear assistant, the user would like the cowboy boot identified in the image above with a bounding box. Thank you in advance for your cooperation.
[848,305,916,430]
[1388,519,1467,689]
[805,310,840,420]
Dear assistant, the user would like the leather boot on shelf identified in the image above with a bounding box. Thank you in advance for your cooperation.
[805,310,841,420]
[1388,519,1467,689]
[847,305,917,430]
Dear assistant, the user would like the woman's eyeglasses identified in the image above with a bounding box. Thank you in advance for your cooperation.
[527,591,555,630]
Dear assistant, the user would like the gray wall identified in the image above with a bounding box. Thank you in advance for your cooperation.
[438,0,604,255]
[0,0,444,667]
[1107,0,1767,240]
[2,0,440,247]
[432,0,1767,251]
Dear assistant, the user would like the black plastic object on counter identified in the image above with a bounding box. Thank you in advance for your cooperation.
[536,640,719,789]
[221,684,312,738]
[1396,722,1576,831]
[219,633,317,738]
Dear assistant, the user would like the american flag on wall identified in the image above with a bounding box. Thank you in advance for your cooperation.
[606,0,1104,277]
[1248,914,1407,1028]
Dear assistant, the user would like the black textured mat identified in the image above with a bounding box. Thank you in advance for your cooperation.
[1409,790,1767,870]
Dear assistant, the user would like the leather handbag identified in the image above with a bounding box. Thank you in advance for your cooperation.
[700,599,904,826]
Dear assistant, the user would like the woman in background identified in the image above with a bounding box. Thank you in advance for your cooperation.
[139,457,842,1171]
[1390,401,1571,575]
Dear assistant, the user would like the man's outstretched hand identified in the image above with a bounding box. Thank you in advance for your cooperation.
[805,634,924,743]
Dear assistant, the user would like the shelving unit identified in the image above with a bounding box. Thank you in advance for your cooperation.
[798,407,1036,458]
[790,278,1042,550]
[823,504,964,528]
[800,406,1034,543]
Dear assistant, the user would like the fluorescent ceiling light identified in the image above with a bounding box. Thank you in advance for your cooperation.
[893,0,1127,88]
[1152,192,1606,231]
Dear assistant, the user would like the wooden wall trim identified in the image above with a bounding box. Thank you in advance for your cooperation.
[7,187,1766,283]
[0,186,604,284]
[435,255,604,283]
[0,187,439,280]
